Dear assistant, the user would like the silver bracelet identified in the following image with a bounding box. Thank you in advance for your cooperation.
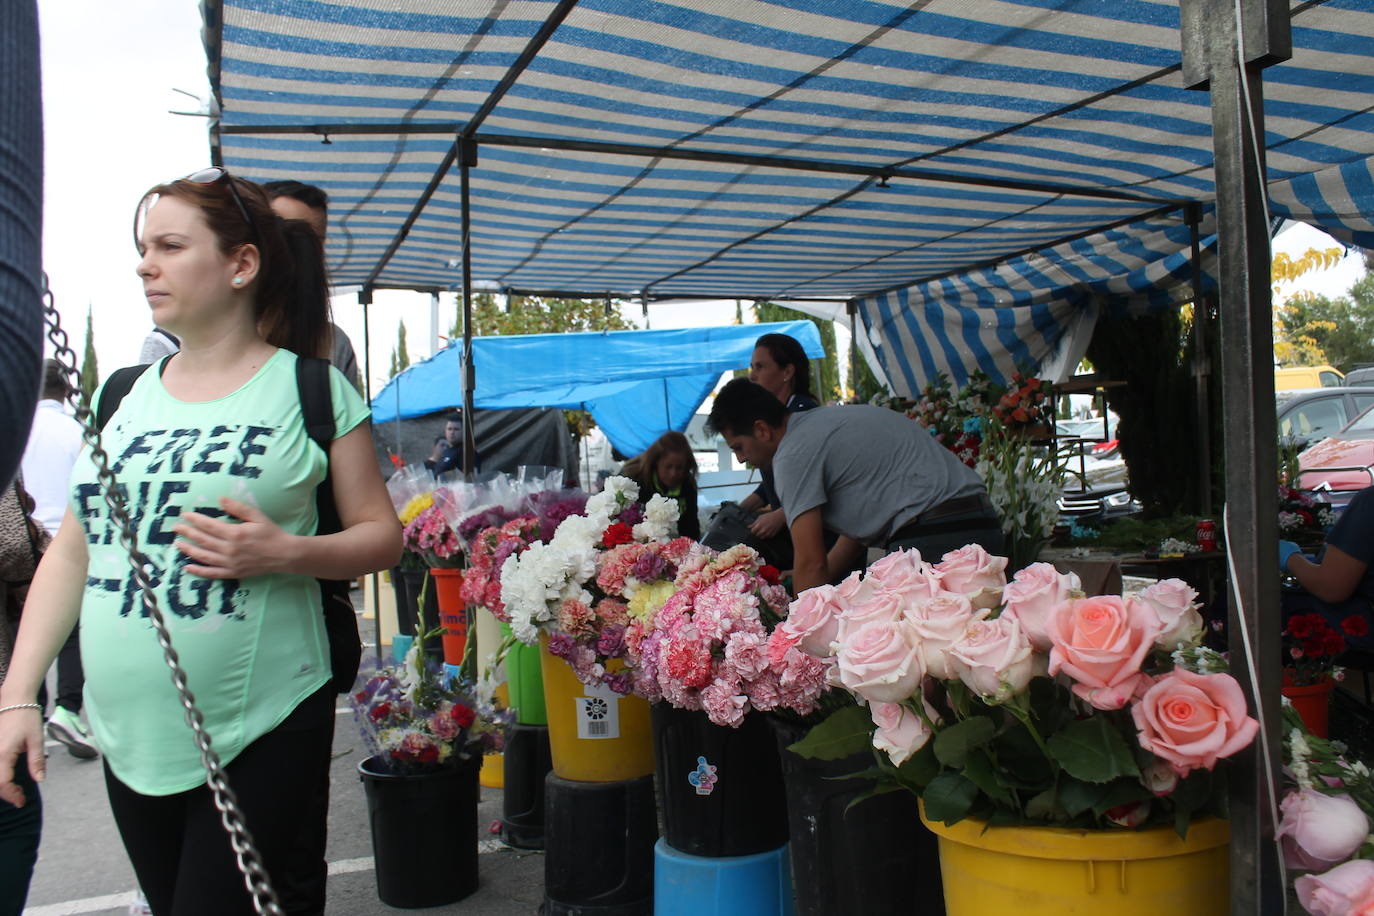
[0,703,42,715]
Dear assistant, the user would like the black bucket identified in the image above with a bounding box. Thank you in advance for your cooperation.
[501,723,552,849]
[358,753,480,908]
[399,569,442,660]
[544,773,657,915]
[651,704,789,857]
[770,717,944,916]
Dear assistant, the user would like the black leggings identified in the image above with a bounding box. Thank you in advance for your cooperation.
[104,685,335,916]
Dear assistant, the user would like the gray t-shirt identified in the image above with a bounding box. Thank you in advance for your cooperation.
[774,405,986,545]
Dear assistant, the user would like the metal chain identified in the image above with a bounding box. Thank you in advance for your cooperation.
[40,279,284,916]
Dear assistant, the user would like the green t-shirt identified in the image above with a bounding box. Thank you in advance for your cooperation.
[71,349,370,795]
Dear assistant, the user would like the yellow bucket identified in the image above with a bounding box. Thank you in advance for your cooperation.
[539,632,654,782]
[920,805,1229,916]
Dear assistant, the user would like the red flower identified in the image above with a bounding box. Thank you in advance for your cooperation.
[1323,633,1347,657]
[602,523,634,547]
[759,565,781,585]
[1286,615,1315,639]
[1342,616,1370,637]
[450,704,476,728]
[369,702,392,723]
[1302,638,1326,658]
[417,745,439,763]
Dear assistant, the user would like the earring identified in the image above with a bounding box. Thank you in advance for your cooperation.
[232,277,243,286]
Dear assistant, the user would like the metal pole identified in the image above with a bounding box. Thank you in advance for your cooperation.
[1181,2,1290,913]
[430,291,440,356]
[360,289,383,663]
[847,300,859,402]
[459,140,477,479]
[1186,204,1214,517]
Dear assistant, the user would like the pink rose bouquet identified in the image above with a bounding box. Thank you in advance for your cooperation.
[1278,702,1374,915]
[788,543,1259,832]
[628,544,829,726]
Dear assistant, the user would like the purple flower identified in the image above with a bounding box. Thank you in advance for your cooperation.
[618,502,646,526]
[629,551,667,583]
[596,624,626,658]
[547,632,577,659]
[604,672,632,695]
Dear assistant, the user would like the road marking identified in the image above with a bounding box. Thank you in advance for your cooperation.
[23,846,511,913]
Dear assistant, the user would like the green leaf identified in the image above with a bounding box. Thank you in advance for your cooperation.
[933,716,997,768]
[786,705,874,761]
[1058,777,1108,816]
[1047,717,1141,784]
[1092,778,1153,816]
[994,723,1054,787]
[922,772,981,825]
[963,748,1015,805]
[1025,788,1066,822]
[843,783,909,815]
[895,741,941,791]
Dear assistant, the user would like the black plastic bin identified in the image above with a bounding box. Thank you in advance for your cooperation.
[651,704,789,857]
[501,722,552,849]
[770,717,944,916]
[357,752,480,909]
[398,569,441,659]
[544,772,657,915]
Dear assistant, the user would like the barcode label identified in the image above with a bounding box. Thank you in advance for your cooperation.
[575,685,620,740]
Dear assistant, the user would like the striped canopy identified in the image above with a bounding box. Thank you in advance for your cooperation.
[206,0,1374,394]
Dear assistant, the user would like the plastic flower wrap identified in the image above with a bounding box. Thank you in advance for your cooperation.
[788,546,1259,831]
[627,544,829,726]
[349,635,512,775]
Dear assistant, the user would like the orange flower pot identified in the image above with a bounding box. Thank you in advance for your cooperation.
[1281,672,1333,738]
[429,568,469,667]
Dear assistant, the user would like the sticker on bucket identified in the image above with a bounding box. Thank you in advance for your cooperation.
[688,756,718,796]
[575,683,620,739]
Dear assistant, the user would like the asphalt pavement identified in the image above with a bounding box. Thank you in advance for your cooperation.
[21,700,547,916]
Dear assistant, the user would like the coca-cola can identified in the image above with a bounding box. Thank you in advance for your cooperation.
[1196,519,1217,552]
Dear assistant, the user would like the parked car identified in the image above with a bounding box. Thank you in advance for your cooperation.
[1276,387,1374,451]
[1296,402,1374,499]
[1344,366,1374,387]
[1275,365,1345,390]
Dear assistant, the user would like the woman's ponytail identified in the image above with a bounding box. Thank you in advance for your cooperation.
[257,216,331,359]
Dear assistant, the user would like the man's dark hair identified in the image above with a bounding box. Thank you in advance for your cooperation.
[708,378,785,437]
[262,179,329,215]
[445,412,463,424]
[41,358,69,401]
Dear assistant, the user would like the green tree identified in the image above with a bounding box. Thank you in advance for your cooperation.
[1277,255,1374,372]
[79,305,98,409]
[754,301,840,401]
[389,320,410,378]
[849,345,886,403]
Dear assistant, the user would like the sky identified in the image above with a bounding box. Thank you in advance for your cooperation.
[35,1,1368,401]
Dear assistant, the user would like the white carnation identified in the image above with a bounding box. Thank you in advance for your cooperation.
[633,493,680,541]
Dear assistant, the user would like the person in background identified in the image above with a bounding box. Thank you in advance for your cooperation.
[620,431,701,540]
[708,378,1001,593]
[0,481,48,914]
[1280,486,1374,651]
[19,361,97,759]
[137,179,363,394]
[426,412,482,476]
[736,333,819,540]
[0,167,401,915]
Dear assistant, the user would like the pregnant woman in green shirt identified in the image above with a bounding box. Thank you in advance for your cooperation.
[0,169,401,914]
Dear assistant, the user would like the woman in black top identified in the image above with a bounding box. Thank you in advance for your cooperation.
[620,431,701,540]
[738,333,818,538]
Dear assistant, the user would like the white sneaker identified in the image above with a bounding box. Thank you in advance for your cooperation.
[128,889,152,915]
[46,707,99,759]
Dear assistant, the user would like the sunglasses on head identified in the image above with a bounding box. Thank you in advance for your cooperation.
[134,166,262,253]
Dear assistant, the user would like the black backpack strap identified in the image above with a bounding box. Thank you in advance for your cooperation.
[295,356,340,533]
[96,364,152,431]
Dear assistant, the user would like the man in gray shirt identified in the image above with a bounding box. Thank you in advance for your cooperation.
[708,379,1003,592]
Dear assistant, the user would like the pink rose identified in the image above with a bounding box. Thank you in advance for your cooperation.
[934,544,1007,608]
[948,615,1034,703]
[1131,668,1259,776]
[1296,859,1374,916]
[870,699,937,766]
[836,591,903,642]
[784,585,844,658]
[903,592,984,680]
[1048,596,1162,709]
[833,569,876,606]
[867,549,943,603]
[1002,562,1080,651]
[1278,789,1370,872]
[1135,579,1205,650]
[835,621,923,703]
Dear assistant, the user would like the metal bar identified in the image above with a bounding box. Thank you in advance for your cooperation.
[360,292,383,664]
[1186,203,1214,517]
[357,0,579,292]
[216,122,1174,206]
[459,151,476,480]
[859,202,1186,300]
[1180,1,1290,913]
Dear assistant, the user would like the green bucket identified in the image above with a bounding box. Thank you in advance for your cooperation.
[502,622,547,725]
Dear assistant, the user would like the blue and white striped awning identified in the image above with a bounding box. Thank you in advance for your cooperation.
[205,0,1374,390]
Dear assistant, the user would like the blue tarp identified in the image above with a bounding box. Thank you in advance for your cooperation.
[370,320,825,456]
